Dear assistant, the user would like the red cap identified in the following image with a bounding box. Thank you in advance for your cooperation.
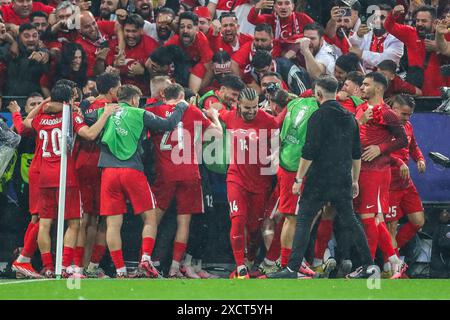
[193,6,212,20]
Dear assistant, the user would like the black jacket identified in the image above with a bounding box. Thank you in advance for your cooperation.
[3,43,49,97]
[301,99,361,201]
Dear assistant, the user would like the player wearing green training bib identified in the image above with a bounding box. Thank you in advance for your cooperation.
[276,97,319,269]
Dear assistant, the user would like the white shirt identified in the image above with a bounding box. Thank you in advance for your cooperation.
[349,31,404,70]
[315,41,337,75]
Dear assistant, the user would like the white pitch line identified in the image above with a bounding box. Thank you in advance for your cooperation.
[0,279,54,285]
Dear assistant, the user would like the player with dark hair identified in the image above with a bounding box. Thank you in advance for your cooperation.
[385,94,425,277]
[75,72,121,278]
[164,11,214,93]
[220,87,279,279]
[19,84,119,278]
[354,71,408,279]
[83,84,187,278]
[150,83,222,277]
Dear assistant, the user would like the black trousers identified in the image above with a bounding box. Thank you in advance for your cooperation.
[287,197,373,271]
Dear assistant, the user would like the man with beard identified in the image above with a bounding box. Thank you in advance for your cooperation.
[295,23,337,80]
[143,7,175,45]
[348,4,404,72]
[250,49,311,95]
[3,23,49,97]
[98,0,119,21]
[354,72,408,279]
[111,14,158,96]
[385,4,449,96]
[231,23,282,84]
[209,12,253,56]
[165,11,213,94]
[135,0,154,22]
[247,0,314,44]
[29,10,48,37]
[337,70,364,114]
[75,11,124,77]
[1,0,54,27]
[207,0,255,35]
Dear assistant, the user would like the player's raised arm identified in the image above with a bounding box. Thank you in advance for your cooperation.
[77,104,121,141]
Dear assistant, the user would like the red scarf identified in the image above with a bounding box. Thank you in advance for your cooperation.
[369,33,388,53]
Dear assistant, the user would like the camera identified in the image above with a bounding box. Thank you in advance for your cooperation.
[441,64,450,77]
[433,86,450,113]
[265,82,280,94]
[425,33,435,41]
[338,6,352,17]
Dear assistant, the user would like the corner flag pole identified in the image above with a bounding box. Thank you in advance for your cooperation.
[55,103,71,279]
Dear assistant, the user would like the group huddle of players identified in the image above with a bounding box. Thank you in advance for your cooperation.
[8,66,425,280]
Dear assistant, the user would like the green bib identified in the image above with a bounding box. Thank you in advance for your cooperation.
[350,96,364,107]
[198,90,232,174]
[280,97,319,172]
[98,103,145,161]
[20,153,34,184]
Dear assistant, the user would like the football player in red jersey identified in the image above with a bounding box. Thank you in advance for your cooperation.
[75,72,121,278]
[10,94,44,279]
[385,94,425,276]
[220,87,278,279]
[151,84,222,278]
[354,72,408,278]
[20,84,119,278]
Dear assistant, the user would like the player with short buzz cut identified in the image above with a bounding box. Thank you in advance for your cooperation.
[20,84,119,278]
[84,84,187,278]
[385,94,425,277]
[354,71,408,279]
[151,83,222,278]
[220,87,279,279]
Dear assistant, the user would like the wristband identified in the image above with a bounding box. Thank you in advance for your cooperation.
[294,177,303,184]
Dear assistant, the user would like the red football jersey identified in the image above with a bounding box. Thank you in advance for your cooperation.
[390,121,424,190]
[32,111,86,188]
[75,98,109,169]
[232,41,282,82]
[75,21,116,77]
[210,33,253,56]
[110,35,159,95]
[151,104,212,182]
[165,32,213,78]
[356,102,407,170]
[1,3,54,25]
[220,109,278,193]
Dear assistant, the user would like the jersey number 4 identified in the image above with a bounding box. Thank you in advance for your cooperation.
[39,128,62,158]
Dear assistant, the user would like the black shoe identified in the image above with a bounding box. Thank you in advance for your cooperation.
[345,265,377,279]
[265,267,312,279]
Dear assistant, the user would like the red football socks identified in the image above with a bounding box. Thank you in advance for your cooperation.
[230,215,246,266]
[281,247,292,268]
[22,221,39,258]
[396,221,421,249]
[41,252,53,270]
[265,220,283,262]
[172,241,187,263]
[110,250,125,269]
[362,218,379,258]
[377,222,396,258]
[74,246,85,267]
[141,237,155,257]
[90,244,106,264]
[62,246,75,268]
[314,219,333,260]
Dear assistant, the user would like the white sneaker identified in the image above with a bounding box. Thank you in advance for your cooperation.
[168,267,186,279]
[196,269,220,279]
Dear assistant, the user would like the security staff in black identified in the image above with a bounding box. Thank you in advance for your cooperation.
[268,75,377,279]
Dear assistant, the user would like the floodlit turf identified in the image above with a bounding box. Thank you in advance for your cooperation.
[0,278,449,300]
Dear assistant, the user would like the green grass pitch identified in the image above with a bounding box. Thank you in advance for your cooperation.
[0,279,449,300]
